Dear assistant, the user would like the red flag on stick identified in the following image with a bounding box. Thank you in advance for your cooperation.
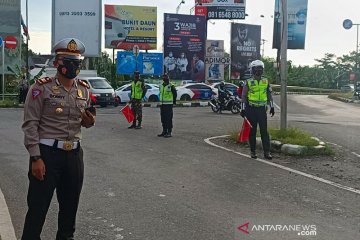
[120,104,134,123]
[238,117,252,143]
[89,93,97,104]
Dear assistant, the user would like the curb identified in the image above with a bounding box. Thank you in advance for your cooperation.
[142,102,209,108]
[254,136,326,155]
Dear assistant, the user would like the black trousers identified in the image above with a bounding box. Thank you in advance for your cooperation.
[160,104,173,130]
[246,105,270,154]
[22,144,84,240]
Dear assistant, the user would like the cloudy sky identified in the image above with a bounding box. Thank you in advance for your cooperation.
[21,0,360,66]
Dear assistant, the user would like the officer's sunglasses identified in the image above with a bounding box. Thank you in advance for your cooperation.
[63,58,82,67]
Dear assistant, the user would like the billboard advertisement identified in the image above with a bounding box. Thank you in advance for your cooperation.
[0,0,21,74]
[163,13,207,81]
[230,23,261,80]
[195,0,246,20]
[273,0,308,49]
[117,52,163,75]
[52,0,101,57]
[205,40,225,82]
[195,0,245,6]
[105,5,157,50]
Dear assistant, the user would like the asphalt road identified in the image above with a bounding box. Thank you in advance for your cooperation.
[0,95,360,240]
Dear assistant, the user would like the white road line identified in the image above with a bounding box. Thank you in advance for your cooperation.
[0,188,17,240]
[204,135,360,196]
[351,152,360,158]
[274,102,281,110]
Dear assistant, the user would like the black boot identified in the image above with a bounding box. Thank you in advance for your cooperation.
[164,129,172,138]
[251,151,257,159]
[135,121,142,129]
[128,121,136,129]
[158,128,166,137]
[264,153,272,160]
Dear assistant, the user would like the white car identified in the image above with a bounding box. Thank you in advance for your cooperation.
[176,83,214,101]
[115,83,160,103]
[211,82,239,96]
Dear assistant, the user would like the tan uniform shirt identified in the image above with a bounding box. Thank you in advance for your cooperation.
[22,76,91,156]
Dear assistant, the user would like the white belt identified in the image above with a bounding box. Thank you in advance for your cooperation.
[40,139,80,151]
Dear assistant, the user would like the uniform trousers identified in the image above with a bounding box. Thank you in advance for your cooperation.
[160,104,173,130]
[246,105,270,154]
[131,99,143,123]
[22,144,84,240]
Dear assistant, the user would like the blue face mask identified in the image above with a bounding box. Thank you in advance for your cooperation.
[58,59,81,79]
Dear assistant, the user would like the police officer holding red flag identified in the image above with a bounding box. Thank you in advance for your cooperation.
[21,38,95,240]
[241,60,274,160]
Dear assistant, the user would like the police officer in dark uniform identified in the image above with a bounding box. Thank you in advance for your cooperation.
[217,81,226,113]
[158,74,177,138]
[241,60,274,160]
[128,71,147,129]
[21,38,95,240]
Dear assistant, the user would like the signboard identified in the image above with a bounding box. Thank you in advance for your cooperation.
[163,13,207,82]
[117,52,163,75]
[4,36,17,49]
[0,0,21,74]
[273,0,308,49]
[52,0,101,57]
[0,37,3,47]
[195,0,246,20]
[205,40,226,81]
[230,23,261,80]
[105,5,157,50]
[195,0,246,7]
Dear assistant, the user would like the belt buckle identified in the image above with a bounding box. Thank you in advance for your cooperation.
[63,141,74,151]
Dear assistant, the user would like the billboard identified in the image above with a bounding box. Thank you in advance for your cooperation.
[163,13,207,82]
[205,40,226,82]
[230,23,261,80]
[52,0,101,57]
[273,0,308,49]
[105,5,157,50]
[0,0,21,74]
[117,52,163,75]
[195,0,246,20]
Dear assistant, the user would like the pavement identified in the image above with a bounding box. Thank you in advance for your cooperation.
[1,95,360,239]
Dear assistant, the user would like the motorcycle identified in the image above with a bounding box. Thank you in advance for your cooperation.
[209,90,241,114]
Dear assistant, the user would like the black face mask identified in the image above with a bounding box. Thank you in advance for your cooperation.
[58,59,81,79]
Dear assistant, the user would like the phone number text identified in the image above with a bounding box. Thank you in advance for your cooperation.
[59,11,96,17]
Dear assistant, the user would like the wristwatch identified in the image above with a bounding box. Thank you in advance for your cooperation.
[30,155,42,162]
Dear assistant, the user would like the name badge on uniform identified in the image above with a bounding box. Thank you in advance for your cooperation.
[77,89,83,98]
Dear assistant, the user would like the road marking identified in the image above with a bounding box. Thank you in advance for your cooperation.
[351,152,360,158]
[204,135,360,196]
[274,102,281,110]
[0,188,17,240]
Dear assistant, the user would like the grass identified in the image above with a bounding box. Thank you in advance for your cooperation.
[229,127,334,156]
[0,99,19,108]
[268,128,319,146]
[328,92,354,99]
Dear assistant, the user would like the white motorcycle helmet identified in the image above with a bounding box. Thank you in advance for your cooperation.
[249,60,264,76]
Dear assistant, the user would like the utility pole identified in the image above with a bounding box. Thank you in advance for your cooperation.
[280,0,288,129]
[26,0,29,81]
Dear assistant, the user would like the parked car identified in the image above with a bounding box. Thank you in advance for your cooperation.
[115,83,160,103]
[78,77,115,107]
[340,84,354,92]
[211,82,239,96]
[176,83,214,101]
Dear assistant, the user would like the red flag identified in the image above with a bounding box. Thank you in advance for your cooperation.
[238,118,252,143]
[120,104,134,123]
[89,93,97,103]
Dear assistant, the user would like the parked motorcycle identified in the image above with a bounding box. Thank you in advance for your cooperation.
[209,90,241,114]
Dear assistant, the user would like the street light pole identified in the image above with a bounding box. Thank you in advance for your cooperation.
[280,0,288,130]
[176,0,185,14]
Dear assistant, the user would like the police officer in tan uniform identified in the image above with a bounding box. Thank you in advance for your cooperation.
[21,38,95,240]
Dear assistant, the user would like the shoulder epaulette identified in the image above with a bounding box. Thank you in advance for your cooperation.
[35,77,52,85]
[78,79,90,89]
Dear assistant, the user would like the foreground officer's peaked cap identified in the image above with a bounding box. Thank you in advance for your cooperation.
[52,38,85,58]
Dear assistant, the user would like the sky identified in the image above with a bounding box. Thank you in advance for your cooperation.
[20,0,360,66]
